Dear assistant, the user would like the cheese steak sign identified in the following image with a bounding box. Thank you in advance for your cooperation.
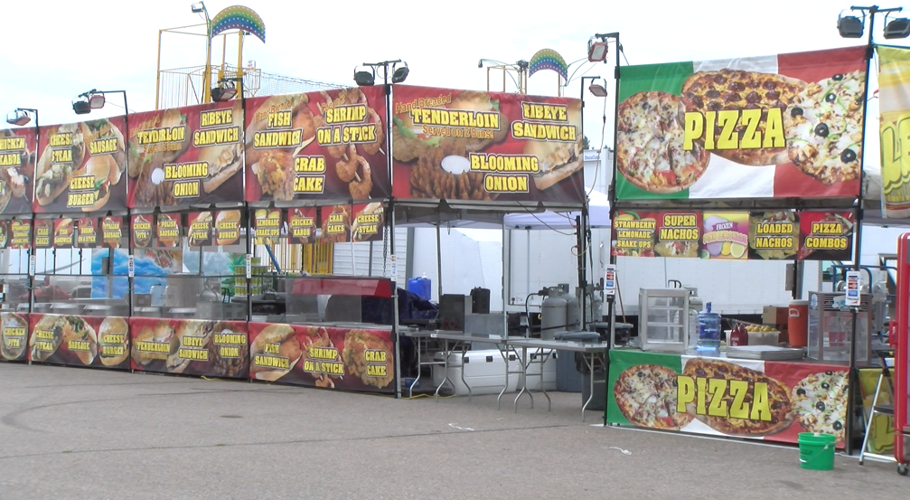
[391,85,584,203]
[244,87,390,202]
[614,46,866,201]
[128,101,243,208]
[607,350,850,448]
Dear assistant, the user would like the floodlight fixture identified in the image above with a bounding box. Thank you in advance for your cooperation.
[191,2,206,14]
[588,37,609,62]
[884,16,910,38]
[6,109,36,126]
[391,62,409,84]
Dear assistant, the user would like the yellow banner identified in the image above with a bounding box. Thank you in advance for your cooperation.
[878,46,910,218]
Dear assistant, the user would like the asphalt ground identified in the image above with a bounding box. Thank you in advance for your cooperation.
[0,362,906,499]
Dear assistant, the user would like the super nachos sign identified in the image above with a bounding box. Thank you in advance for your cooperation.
[615,46,866,201]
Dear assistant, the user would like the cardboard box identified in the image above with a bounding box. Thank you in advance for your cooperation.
[762,306,789,326]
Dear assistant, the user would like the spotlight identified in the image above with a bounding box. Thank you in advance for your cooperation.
[391,62,409,84]
[354,68,375,86]
[837,13,865,38]
[211,86,237,101]
[588,37,608,62]
[191,2,206,13]
[5,110,31,126]
[588,83,608,97]
[89,94,106,109]
[73,100,91,115]
[884,17,910,39]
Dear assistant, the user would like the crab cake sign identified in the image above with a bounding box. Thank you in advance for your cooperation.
[391,85,585,203]
[244,86,390,202]
[127,101,243,208]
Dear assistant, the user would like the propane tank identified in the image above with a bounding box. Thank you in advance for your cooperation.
[540,287,568,340]
[559,284,581,332]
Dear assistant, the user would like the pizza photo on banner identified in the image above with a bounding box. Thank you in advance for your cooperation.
[607,350,849,448]
[248,322,395,394]
[130,317,249,379]
[612,210,657,257]
[798,210,854,260]
[28,314,130,370]
[615,46,866,201]
[1,312,29,362]
[287,207,317,245]
[0,127,36,215]
[391,85,585,203]
[128,100,243,208]
[34,117,128,213]
[244,87,390,202]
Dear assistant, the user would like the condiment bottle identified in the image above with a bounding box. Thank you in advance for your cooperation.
[728,323,748,347]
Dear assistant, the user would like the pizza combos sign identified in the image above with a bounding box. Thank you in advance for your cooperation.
[0,128,35,215]
[128,101,243,208]
[391,85,585,203]
[28,314,130,370]
[615,46,866,201]
[612,210,851,261]
[244,87,390,202]
[248,322,395,394]
[34,117,128,213]
[607,350,849,447]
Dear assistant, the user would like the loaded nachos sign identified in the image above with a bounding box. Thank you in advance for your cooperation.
[615,46,866,201]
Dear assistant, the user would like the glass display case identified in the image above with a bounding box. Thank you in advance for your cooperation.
[638,288,689,353]
[807,291,872,365]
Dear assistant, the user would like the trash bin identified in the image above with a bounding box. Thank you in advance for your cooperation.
[556,350,583,392]
[554,331,604,407]
[582,367,607,411]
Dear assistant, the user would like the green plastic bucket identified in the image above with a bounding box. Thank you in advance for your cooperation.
[798,432,836,470]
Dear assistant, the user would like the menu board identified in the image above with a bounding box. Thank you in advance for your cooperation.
[287,207,316,245]
[34,117,129,213]
[798,211,854,261]
[248,322,395,394]
[614,46,866,201]
[10,219,31,249]
[214,210,241,246]
[244,87,390,202]
[351,202,384,242]
[76,217,99,248]
[0,312,28,362]
[131,214,153,249]
[391,85,584,203]
[253,208,281,245]
[187,211,213,247]
[156,213,181,248]
[321,204,351,243]
[33,220,52,249]
[129,317,249,379]
[0,127,36,215]
[53,218,75,248]
[128,101,243,208]
[29,314,130,370]
[613,209,846,261]
[102,216,124,248]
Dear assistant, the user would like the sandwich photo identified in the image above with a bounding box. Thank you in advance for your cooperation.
[187,212,213,246]
[132,214,153,248]
[98,317,129,367]
[131,321,174,367]
[166,321,214,374]
[35,123,88,206]
[83,117,127,181]
[214,210,241,245]
[250,324,301,382]
[76,155,119,212]
[29,315,97,365]
[351,202,384,242]
[0,312,28,361]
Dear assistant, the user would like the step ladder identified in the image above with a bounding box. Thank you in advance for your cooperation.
[859,351,896,465]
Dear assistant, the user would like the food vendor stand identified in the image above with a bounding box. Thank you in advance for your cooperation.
[604,46,873,450]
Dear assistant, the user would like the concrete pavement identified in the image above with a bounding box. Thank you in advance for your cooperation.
[0,362,906,499]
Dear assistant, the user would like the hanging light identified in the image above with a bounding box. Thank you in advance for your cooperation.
[89,94,106,109]
[5,109,32,126]
[391,62,409,84]
[884,16,910,38]
[354,66,375,86]
[588,81,608,97]
[837,11,865,38]
[587,37,608,62]
[73,99,91,115]
[211,85,237,102]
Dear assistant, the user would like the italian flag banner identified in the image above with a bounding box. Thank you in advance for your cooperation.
[615,47,866,201]
[878,45,910,219]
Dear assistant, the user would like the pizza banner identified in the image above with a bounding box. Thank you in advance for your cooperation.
[287,207,317,245]
[607,349,849,448]
[28,314,130,370]
[877,46,910,218]
[128,101,243,208]
[244,87,390,202]
[798,211,854,261]
[10,219,31,249]
[0,127,36,215]
[391,85,585,203]
[33,116,129,213]
[1,312,29,362]
[249,322,395,394]
[76,217,99,248]
[615,46,866,201]
[129,317,249,379]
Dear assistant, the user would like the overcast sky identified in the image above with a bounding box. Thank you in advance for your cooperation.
[2,0,907,151]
